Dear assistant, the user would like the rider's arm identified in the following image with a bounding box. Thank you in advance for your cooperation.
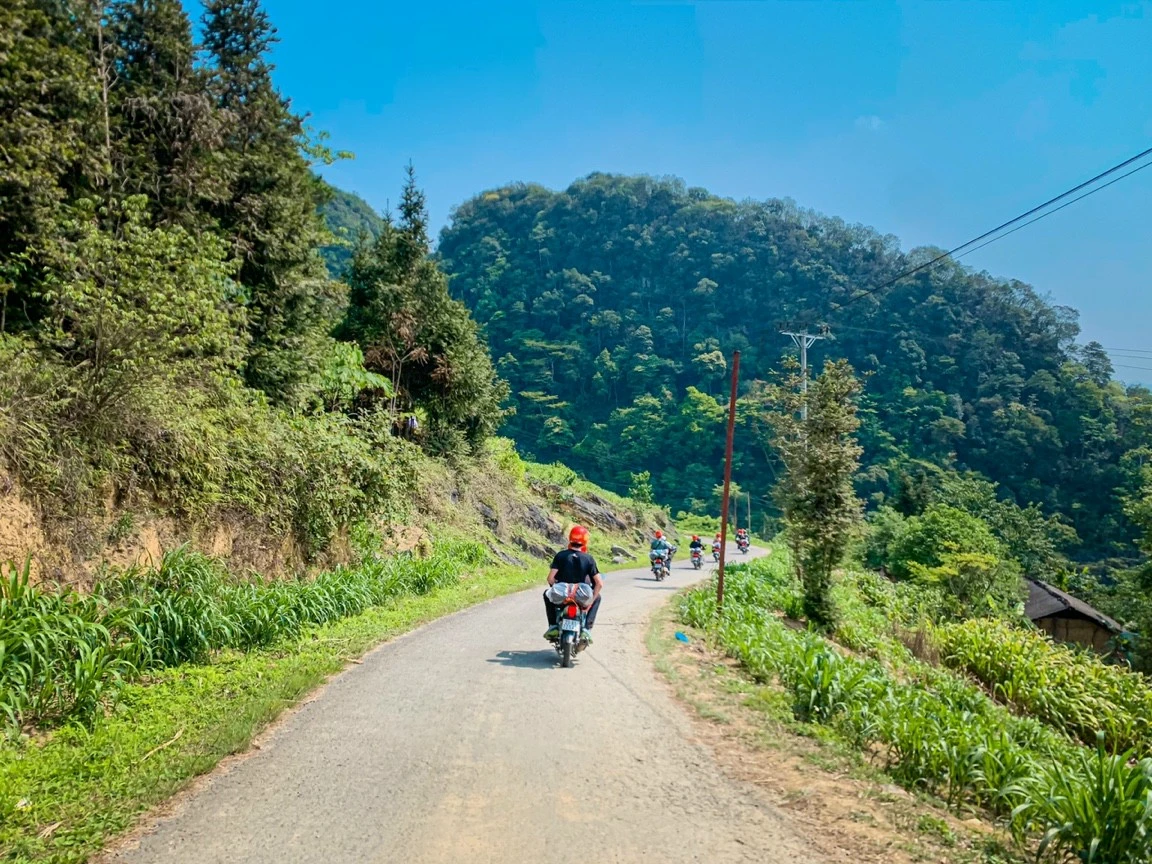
[547,568,559,586]
[591,572,604,601]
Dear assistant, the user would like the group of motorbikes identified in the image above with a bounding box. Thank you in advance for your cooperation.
[547,527,753,669]
[650,532,750,580]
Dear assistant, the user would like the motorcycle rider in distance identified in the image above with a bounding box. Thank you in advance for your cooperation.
[688,534,705,568]
[712,533,722,554]
[544,525,602,644]
[650,530,672,575]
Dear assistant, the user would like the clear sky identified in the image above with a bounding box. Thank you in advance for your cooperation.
[242,0,1152,381]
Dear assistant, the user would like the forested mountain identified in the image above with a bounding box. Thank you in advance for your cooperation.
[320,184,387,276]
[439,174,1152,560]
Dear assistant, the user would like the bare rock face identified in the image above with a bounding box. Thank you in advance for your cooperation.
[521,504,565,544]
[610,545,636,559]
[513,535,554,561]
[476,501,500,532]
[567,495,630,532]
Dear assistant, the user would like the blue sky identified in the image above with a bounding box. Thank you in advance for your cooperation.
[244,0,1151,381]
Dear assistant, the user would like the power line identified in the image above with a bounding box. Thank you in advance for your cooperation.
[950,161,1152,262]
[823,145,1152,317]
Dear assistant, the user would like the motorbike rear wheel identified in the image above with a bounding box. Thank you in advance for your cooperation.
[561,635,574,668]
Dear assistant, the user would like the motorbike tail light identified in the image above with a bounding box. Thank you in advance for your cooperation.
[565,604,578,619]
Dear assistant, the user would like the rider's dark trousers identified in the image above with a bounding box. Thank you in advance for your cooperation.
[544,591,601,628]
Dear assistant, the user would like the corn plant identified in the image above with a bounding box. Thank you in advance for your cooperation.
[676,564,1145,860]
[1011,735,1152,864]
[1,539,485,732]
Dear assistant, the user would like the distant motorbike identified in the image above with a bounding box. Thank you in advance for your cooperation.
[690,548,704,570]
[649,550,669,581]
[737,536,750,555]
[545,582,593,668]
[712,546,721,563]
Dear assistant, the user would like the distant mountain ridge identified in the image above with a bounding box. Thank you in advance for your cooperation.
[320,183,387,276]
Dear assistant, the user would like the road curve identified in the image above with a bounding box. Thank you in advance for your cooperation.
[107,546,824,864]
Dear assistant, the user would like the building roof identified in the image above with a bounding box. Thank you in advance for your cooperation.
[1025,579,1122,634]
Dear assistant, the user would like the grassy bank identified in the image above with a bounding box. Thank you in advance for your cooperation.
[648,602,1023,864]
[0,556,540,863]
[674,555,1152,864]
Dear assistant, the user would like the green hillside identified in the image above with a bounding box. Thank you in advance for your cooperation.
[320,183,387,276]
[438,173,1152,562]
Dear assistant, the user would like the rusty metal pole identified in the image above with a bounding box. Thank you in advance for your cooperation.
[717,350,741,616]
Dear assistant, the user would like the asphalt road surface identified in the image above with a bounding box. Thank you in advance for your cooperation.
[107,546,824,864]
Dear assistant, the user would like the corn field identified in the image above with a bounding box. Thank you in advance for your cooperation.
[680,559,1152,864]
[0,542,485,731]
[936,618,1152,755]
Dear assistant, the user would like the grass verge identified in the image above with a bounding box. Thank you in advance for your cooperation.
[0,563,539,864]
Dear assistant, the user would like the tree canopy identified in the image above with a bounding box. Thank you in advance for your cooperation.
[439,173,1152,560]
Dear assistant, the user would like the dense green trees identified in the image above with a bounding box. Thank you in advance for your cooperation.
[0,0,504,560]
[320,185,387,276]
[340,168,508,453]
[439,173,1152,563]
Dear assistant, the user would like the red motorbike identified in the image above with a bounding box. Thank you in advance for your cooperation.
[545,582,593,668]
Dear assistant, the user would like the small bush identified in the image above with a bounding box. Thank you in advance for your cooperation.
[908,552,1025,620]
[886,504,1003,580]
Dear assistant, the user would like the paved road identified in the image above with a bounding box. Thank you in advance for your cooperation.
[108,546,823,864]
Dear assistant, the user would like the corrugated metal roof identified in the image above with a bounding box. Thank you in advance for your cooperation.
[1025,579,1122,634]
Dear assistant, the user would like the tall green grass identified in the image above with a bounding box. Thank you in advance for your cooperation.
[679,558,1152,863]
[0,541,486,731]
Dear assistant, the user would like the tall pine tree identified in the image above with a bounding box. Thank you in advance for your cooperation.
[201,0,336,404]
[106,0,226,226]
[0,0,101,331]
[341,168,508,452]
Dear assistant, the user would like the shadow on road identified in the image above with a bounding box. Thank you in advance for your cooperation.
[487,649,558,670]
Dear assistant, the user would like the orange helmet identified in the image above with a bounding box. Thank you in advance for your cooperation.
[569,524,589,551]
[655,530,664,539]
[715,533,721,539]
[692,535,699,541]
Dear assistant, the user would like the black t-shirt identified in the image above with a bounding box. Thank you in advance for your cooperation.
[549,548,600,586]
[689,540,704,550]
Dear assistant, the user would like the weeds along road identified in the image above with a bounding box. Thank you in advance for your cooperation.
[104,546,823,864]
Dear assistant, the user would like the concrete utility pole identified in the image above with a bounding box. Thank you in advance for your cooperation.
[781,330,826,420]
